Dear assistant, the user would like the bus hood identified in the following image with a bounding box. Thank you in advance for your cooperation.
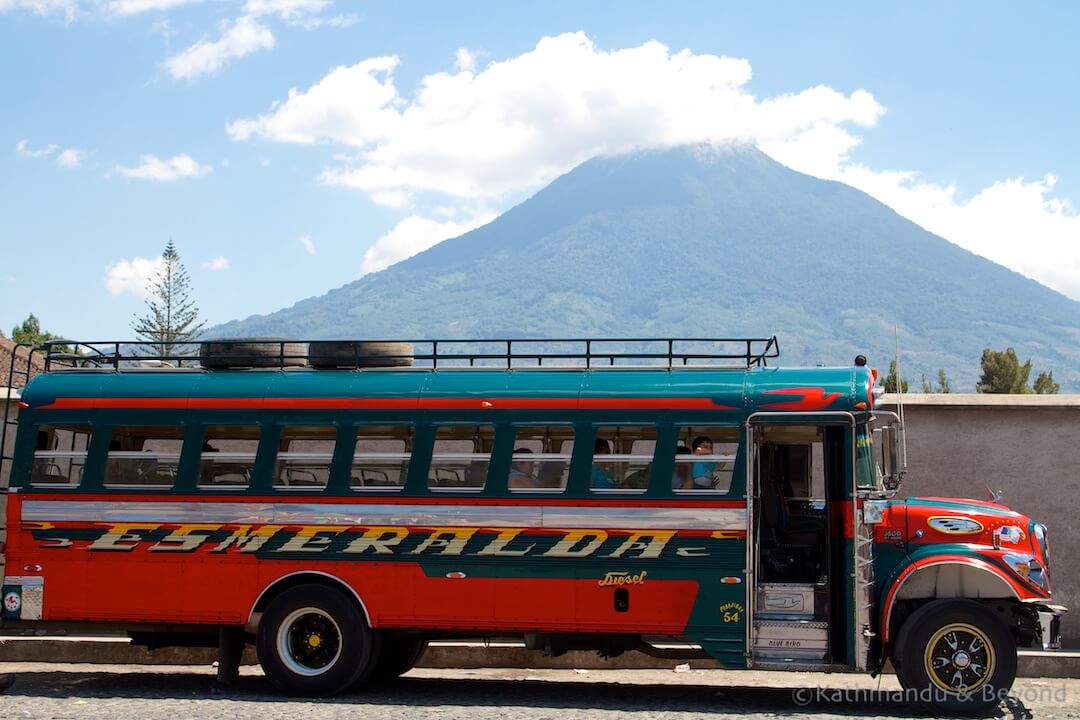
[902,496,1043,558]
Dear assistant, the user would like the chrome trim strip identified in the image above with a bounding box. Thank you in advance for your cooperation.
[22,500,746,530]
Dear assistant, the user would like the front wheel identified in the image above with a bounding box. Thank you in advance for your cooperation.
[256,584,375,696]
[894,599,1017,714]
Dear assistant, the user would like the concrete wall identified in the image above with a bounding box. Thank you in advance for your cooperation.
[880,394,1080,646]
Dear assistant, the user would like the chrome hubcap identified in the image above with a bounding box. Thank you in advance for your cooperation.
[276,607,342,677]
[925,624,994,693]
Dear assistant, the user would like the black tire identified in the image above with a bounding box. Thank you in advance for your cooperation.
[200,338,308,369]
[366,638,428,684]
[308,341,413,368]
[894,599,1017,714]
[256,584,374,696]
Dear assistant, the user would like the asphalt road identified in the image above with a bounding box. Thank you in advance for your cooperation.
[0,663,1076,719]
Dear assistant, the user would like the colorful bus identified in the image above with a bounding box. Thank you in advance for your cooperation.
[0,337,1064,711]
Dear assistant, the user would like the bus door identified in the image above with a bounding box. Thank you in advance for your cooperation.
[745,415,859,669]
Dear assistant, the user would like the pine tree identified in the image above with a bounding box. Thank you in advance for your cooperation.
[936,368,951,394]
[1034,370,1060,395]
[977,347,1033,393]
[132,240,205,356]
[920,374,933,393]
[883,359,909,393]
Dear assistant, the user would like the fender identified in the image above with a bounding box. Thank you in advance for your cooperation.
[879,545,1046,643]
[247,570,373,627]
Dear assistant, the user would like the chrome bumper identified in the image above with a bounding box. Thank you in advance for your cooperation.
[1036,604,1067,650]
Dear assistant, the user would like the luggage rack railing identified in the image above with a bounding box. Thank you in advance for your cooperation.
[32,336,781,372]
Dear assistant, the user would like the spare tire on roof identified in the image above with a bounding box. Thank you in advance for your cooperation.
[308,341,414,368]
[199,338,309,369]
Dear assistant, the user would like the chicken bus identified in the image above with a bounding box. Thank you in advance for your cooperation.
[0,337,1064,711]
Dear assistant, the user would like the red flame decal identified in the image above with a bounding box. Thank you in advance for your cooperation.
[761,387,843,411]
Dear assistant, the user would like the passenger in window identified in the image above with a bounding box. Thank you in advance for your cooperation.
[591,438,617,489]
[692,436,718,488]
[199,441,219,485]
[672,445,693,490]
[508,448,538,489]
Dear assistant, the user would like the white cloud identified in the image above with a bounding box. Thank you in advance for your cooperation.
[846,168,1080,300]
[56,148,84,167]
[361,212,497,275]
[116,153,212,181]
[164,15,275,80]
[298,235,315,255]
[202,256,230,271]
[105,0,201,14]
[17,140,85,168]
[454,47,477,73]
[0,0,77,22]
[295,12,355,29]
[227,55,401,144]
[16,139,58,158]
[105,256,165,297]
[243,0,325,20]
[229,32,881,204]
[758,128,1080,301]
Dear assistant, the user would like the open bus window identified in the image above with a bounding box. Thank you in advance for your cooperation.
[508,426,573,492]
[589,426,655,494]
[104,426,183,488]
[352,425,411,491]
[674,426,738,494]
[199,426,259,489]
[275,427,335,489]
[31,423,91,487]
[429,425,494,491]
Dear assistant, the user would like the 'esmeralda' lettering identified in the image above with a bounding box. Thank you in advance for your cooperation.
[34,523,725,560]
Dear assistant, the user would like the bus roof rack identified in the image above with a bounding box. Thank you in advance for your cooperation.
[31,336,781,372]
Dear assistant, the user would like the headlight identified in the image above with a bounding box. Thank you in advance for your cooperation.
[1003,553,1049,591]
[1034,523,1051,568]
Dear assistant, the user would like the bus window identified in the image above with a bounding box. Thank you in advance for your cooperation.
[31,423,91,487]
[275,427,335,489]
[508,426,574,492]
[429,425,494,491]
[199,426,259,489]
[589,426,655,494]
[104,426,183,488]
[352,425,411,490]
[674,426,738,494]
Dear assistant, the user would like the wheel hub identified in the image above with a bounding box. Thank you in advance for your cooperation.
[924,623,994,693]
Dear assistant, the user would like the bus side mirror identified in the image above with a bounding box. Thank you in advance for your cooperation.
[878,424,904,491]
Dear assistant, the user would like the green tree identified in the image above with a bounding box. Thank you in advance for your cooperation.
[936,368,951,394]
[11,313,59,347]
[1034,370,1060,395]
[883,359,909,393]
[132,240,206,356]
[920,374,933,393]
[977,347,1033,393]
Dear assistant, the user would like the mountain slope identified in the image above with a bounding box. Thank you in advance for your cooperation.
[213,145,1080,390]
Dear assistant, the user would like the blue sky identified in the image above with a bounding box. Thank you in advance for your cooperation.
[2,0,1078,340]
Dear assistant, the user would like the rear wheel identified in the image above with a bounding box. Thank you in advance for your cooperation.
[256,584,374,696]
[894,599,1016,713]
[367,638,428,684]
